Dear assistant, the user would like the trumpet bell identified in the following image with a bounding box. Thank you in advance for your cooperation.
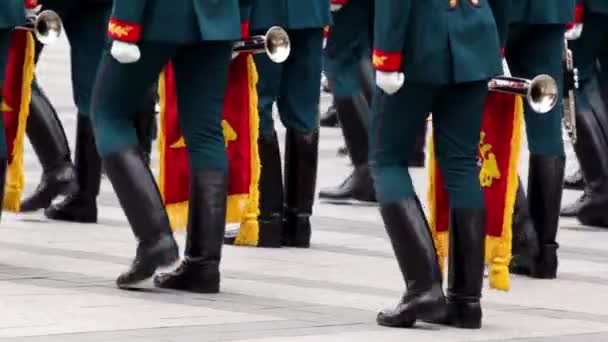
[528,74,558,114]
[264,26,290,63]
[33,10,63,45]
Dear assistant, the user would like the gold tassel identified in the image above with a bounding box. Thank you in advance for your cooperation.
[487,96,523,291]
[235,55,260,247]
[4,32,34,212]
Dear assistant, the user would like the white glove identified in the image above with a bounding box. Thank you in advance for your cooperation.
[231,51,240,60]
[376,71,405,95]
[110,41,141,64]
[565,24,584,40]
[25,4,42,19]
[330,4,343,11]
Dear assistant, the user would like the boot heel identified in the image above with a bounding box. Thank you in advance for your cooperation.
[447,301,482,329]
[258,216,283,248]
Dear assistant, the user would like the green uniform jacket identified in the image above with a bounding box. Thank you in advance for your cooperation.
[250,0,331,31]
[488,0,510,46]
[0,0,27,29]
[511,0,577,24]
[581,0,608,14]
[373,0,501,84]
[108,0,242,43]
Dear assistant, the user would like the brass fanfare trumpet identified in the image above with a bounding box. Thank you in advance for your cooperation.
[233,26,290,63]
[488,75,559,114]
[15,10,63,45]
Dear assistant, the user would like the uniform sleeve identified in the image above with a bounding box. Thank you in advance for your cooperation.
[108,0,147,43]
[239,0,252,38]
[331,0,350,5]
[372,0,411,72]
[24,0,38,9]
[488,0,510,48]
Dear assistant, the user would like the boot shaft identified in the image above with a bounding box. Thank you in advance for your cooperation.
[284,129,319,216]
[258,131,284,218]
[74,114,102,199]
[335,94,370,167]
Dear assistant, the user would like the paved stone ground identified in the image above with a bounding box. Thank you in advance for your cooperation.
[1,37,608,342]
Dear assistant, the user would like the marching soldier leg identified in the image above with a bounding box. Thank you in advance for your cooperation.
[21,81,78,212]
[44,3,110,223]
[371,84,446,328]
[433,82,487,329]
[279,28,323,248]
[510,180,540,274]
[251,51,286,247]
[154,42,232,293]
[92,46,178,288]
[506,24,566,279]
[135,85,158,166]
[0,29,11,220]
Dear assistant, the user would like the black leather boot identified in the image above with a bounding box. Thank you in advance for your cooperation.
[319,94,375,202]
[283,129,318,248]
[563,170,584,190]
[444,208,486,329]
[21,82,77,212]
[376,198,446,328]
[45,114,101,223]
[527,154,565,279]
[104,147,178,288]
[510,181,540,275]
[257,132,284,247]
[566,82,608,227]
[154,169,228,293]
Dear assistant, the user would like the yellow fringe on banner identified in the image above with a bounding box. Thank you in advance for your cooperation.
[157,69,188,231]
[427,134,448,275]
[235,55,260,247]
[5,33,34,212]
[485,96,523,291]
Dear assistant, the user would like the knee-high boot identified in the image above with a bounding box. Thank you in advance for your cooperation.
[510,181,540,275]
[445,208,486,329]
[319,93,375,202]
[135,86,158,166]
[376,198,446,328]
[21,82,77,212]
[154,169,228,293]
[561,78,608,226]
[284,129,318,248]
[45,114,101,223]
[104,147,178,288]
[257,131,285,247]
[527,154,565,279]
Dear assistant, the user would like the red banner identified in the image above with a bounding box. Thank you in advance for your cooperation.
[428,92,523,291]
[158,54,260,246]
[2,30,34,212]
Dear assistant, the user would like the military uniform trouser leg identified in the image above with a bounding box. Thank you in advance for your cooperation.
[92,42,232,171]
[370,81,487,209]
[506,24,565,156]
[255,28,323,137]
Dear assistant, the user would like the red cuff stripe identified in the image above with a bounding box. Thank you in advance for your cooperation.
[332,0,349,4]
[108,17,142,43]
[241,21,250,39]
[500,46,505,57]
[574,4,584,23]
[372,48,403,72]
[24,0,38,9]
[324,26,330,38]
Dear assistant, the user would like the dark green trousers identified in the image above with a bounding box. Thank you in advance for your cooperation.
[570,12,608,83]
[255,28,323,137]
[41,1,111,115]
[324,0,372,98]
[91,42,233,171]
[0,28,11,159]
[506,24,565,156]
[369,81,488,208]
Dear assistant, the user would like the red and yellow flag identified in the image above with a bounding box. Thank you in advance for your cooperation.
[428,92,524,291]
[157,54,260,246]
[2,30,35,212]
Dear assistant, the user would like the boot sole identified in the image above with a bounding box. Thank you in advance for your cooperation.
[20,181,79,212]
[116,246,179,290]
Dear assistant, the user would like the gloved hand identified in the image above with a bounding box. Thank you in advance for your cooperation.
[111,41,141,64]
[376,71,404,95]
[565,24,583,40]
[330,4,343,11]
[231,51,240,60]
[25,4,41,19]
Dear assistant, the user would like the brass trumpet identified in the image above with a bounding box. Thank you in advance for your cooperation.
[488,74,558,114]
[233,26,290,63]
[15,10,63,45]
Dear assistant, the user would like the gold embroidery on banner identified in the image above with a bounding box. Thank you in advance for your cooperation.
[222,120,237,147]
[478,132,501,187]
